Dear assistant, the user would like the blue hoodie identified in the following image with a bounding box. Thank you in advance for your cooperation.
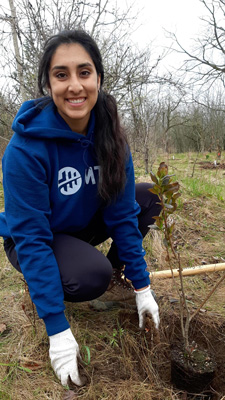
[0,98,150,336]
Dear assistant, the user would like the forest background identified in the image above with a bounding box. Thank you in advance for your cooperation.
[0,0,224,168]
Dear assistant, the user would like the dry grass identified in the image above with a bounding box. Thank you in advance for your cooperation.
[1,152,225,400]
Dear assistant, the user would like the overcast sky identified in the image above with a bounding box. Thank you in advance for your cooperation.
[124,0,207,72]
[132,0,205,43]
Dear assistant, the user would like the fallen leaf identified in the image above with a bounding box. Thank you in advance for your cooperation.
[0,323,7,333]
[19,358,44,370]
[63,390,77,400]
[169,298,179,303]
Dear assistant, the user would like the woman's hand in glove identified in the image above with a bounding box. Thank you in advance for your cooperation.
[135,286,160,330]
[49,328,84,386]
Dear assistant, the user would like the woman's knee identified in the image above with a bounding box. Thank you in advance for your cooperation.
[135,182,160,210]
[63,256,112,302]
[52,234,113,302]
[135,182,161,238]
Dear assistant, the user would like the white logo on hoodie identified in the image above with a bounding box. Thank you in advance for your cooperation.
[58,167,82,195]
[58,166,100,195]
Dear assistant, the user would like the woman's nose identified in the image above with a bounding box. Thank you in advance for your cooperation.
[68,76,82,92]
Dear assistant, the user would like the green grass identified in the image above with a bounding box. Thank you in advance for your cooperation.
[181,175,225,201]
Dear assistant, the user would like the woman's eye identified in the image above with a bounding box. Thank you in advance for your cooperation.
[81,70,90,77]
[56,72,67,79]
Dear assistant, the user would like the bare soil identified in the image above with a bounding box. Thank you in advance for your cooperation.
[198,161,225,169]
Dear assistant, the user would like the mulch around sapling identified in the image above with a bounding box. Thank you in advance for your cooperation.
[170,345,216,394]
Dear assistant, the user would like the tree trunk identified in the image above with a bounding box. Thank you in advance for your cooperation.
[144,145,149,174]
[8,0,26,102]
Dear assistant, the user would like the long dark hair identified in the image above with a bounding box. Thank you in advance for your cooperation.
[38,29,128,202]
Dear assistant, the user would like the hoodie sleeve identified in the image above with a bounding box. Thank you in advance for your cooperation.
[103,152,150,289]
[2,142,69,336]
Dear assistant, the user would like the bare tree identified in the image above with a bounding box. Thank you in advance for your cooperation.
[155,83,190,154]
[0,0,162,112]
[8,0,27,101]
[170,0,225,89]
[124,80,163,173]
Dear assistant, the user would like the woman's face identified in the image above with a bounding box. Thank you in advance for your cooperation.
[48,43,100,134]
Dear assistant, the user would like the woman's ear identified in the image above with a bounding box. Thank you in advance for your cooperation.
[47,84,52,96]
[97,74,101,92]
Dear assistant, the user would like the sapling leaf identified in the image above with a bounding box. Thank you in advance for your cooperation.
[168,223,175,234]
[155,220,162,229]
[148,224,159,230]
[148,187,160,195]
[164,182,180,193]
[150,172,158,184]
[164,191,173,200]
[173,192,181,201]
[162,174,175,180]
[157,162,168,178]
[164,204,174,210]
[153,216,164,230]
[152,216,163,224]
[161,174,175,185]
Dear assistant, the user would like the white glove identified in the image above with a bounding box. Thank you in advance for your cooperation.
[49,328,83,386]
[135,286,160,330]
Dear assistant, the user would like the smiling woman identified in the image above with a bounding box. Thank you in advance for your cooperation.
[48,43,100,134]
[0,29,161,389]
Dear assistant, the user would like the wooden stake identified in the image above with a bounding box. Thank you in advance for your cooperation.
[150,262,225,279]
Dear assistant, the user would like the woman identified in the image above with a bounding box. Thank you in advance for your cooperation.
[0,30,160,386]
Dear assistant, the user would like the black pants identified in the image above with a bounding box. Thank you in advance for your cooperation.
[4,183,161,302]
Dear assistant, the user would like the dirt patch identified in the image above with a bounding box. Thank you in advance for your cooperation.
[198,161,225,170]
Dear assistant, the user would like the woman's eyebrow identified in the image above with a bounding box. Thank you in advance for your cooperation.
[78,62,93,68]
[51,62,94,71]
[51,65,67,71]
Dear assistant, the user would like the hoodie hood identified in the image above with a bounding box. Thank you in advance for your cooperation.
[12,97,95,142]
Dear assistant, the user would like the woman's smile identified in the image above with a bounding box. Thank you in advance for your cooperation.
[67,98,86,105]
